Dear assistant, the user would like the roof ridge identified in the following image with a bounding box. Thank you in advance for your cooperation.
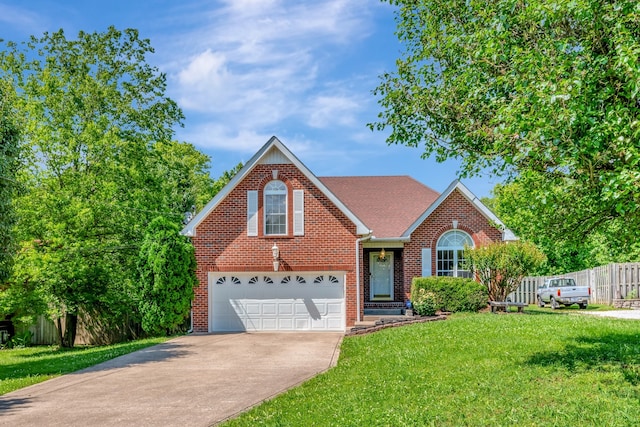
[319,175,412,178]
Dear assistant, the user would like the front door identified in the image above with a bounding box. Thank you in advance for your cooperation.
[370,252,393,300]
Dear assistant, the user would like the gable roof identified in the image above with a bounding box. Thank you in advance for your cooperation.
[403,179,517,241]
[320,176,440,239]
[181,136,371,237]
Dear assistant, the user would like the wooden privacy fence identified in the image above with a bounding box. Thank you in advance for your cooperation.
[17,311,142,346]
[509,262,640,305]
[27,315,58,345]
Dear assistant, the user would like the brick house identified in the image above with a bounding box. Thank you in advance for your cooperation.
[182,136,515,332]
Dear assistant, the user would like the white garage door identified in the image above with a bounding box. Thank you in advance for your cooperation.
[209,272,345,332]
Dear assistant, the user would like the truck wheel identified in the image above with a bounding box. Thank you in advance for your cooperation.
[579,303,587,309]
[550,297,559,310]
[537,296,545,308]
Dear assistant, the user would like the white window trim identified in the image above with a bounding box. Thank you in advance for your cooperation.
[436,230,473,277]
[264,180,288,236]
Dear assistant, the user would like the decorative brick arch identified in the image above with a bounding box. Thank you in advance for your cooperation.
[432,225,476,249]
[256,170,295,238]
[256,169,293,193]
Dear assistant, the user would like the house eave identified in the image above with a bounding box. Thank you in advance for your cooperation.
[363,238,407,249]
[369,236,410,243]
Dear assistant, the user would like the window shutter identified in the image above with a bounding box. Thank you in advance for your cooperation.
[293,190,304,236]
[247,190,258,236]
[421,248,432,277]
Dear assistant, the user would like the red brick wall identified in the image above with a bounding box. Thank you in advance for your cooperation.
[403,189,503,300]
[191,163,360,332]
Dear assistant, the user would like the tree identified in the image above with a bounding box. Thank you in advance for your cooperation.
[489,179,639,274]
[0,80,20,283]
[7,238,110,346]
[465,241,546,302]
[136,217,196,335]
[152,140,242,215]
[372,0,640,256]
[0,27,186,346]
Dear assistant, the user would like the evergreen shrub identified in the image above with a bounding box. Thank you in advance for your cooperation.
[411,276,487,313]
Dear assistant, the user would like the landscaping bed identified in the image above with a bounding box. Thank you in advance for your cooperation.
[613,299,640,309]
[347,314,447,336]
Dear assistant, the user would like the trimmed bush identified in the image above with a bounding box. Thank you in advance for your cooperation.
[412,289,438,316]
[411,276,487,313]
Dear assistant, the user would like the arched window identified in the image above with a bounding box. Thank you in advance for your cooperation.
[436,230,473,278]
[264,180,287,235]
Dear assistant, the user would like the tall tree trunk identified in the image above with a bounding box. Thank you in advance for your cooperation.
[56,312,78,348]
[63,312,78,348]
[56,317,64,347]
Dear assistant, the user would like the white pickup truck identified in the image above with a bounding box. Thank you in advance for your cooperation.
[537,278,590,309]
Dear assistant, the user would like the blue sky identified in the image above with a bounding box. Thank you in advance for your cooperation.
[1,0,501,197]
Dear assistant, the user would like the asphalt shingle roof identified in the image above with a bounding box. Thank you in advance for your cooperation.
[319,176,440,238]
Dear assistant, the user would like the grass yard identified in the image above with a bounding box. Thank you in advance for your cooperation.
[0,337,169,395]
[224,308,640,426]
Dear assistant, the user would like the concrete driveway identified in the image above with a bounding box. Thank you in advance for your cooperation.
[579,309,640,320]
[0,332,343,426]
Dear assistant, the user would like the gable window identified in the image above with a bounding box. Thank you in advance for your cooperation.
[436,230,473,278]
[264,180,287,235]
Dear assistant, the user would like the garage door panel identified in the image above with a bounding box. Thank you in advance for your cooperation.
[326,317,343,330]
[209,272,344,332]
[261,319,277,330]
[327,302,343,314]
[308,302,325,316]
[243,317,260,331]
[310,318,326,329]
[278,302,294,315]
[261,302,277,315]
[279,318,295,330]
[295,318,309,329]
[294,302,310,315]
[245,302,262,315]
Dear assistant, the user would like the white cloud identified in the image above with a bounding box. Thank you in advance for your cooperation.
[0,4,40,28]
[161,0,377,150]
[0,3,53,36]
[306,94,361,128]
[177,49,231,110]
[179,124,274,153]
[178,49,227,87]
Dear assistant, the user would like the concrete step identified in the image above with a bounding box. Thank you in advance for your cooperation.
[354,320,376,327]
[362,314,412,322]
[364,308,403,316]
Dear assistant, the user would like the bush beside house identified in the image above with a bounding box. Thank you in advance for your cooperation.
[411,289,438,316]
[464,241,546,302]
[411,277,488,313]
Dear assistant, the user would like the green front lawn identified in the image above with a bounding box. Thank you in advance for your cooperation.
[225,309,640,426]
[0,337,169,395]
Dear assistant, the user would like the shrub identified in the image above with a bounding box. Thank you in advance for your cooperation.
[412,289,438,316]
[7,330,33,348]
[136,217,196,336]
[411,276,487,312]
[464,241,545,302]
